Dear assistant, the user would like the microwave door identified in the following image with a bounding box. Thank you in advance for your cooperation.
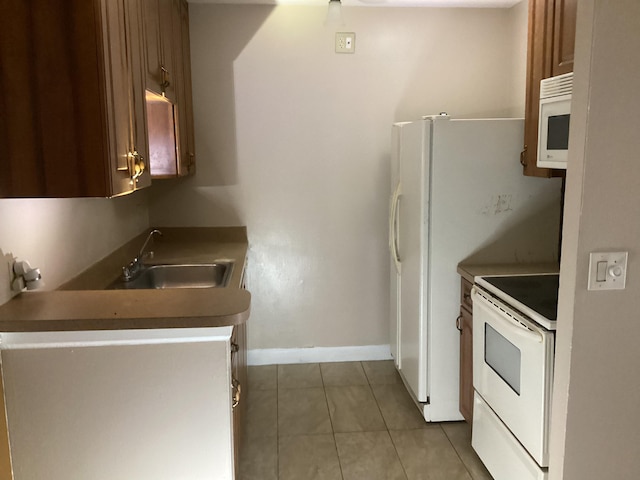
[537,93,571,169]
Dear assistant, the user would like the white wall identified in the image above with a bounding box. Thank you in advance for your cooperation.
[0,194,149,306]
[149,4,530,352]
[550,1,640,479]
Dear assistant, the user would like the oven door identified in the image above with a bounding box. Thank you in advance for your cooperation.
[472,286,554,467]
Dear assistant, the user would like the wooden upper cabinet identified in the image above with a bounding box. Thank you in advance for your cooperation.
[521,0,576,178]
[142,0,195,178]
[0,0,150,198]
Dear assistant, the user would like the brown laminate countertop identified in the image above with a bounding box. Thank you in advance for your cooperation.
[457,262,560,284]
[0,227,250,332]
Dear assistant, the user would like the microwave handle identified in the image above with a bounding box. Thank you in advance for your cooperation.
[471,287,544,344]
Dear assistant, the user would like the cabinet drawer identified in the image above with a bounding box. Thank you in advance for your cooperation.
[460,278,473,312]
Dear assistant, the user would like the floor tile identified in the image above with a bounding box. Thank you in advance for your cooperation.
[248,365,277,390]
[442,422,493,480]
[390,428,473,480]
[238,434,278,480]
[279,434,343,480]
[371,384,428,430]
[240,363,487,480]
[244,388,277,439]
[278,363,323,389]
[278,387,332,436]
[335,431,408,480]
[362,360,403,385]
[325,385,386,433]
[321,362,368,386]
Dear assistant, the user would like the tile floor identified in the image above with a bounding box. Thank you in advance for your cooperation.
[239,360,493,480]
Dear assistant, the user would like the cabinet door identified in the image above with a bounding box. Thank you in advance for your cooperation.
[459,305,473,422]
[126,0,152,191]
[178,0,196,175]
[143,0,176,101]
[159,0,176,101]
[171,0,187,175]
[102,0,150,195]
[143,0,163,94]
[100,0,134,195]
[552,0,577,76]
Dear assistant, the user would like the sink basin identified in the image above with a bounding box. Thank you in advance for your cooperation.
[109,262,234,290]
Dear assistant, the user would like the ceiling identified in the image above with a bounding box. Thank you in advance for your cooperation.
[188,0,522,7]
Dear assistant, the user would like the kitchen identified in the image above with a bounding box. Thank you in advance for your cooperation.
[0,1,639,480]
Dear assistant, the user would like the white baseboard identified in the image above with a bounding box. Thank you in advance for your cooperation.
[247,344,392,366]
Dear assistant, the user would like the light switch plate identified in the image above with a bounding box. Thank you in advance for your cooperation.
[336,32,355,53]
[588,251,628,290]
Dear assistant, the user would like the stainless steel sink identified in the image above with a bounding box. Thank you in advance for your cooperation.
[109,261,234,290]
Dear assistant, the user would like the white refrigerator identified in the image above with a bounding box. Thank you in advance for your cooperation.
[389,115,562,422]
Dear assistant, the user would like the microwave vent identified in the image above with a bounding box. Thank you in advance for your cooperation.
[540,72,573,99]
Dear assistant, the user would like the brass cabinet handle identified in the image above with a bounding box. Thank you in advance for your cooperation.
[456,315,463,333]
[232,377,242,409]
[128,150,145,185]
[160,65,171,93]
[520,146,528,167]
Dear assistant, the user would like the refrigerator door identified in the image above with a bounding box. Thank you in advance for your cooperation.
[389,124,402,365]
[397,120,430,402]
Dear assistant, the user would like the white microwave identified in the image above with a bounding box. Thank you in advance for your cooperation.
[537,72,573,169]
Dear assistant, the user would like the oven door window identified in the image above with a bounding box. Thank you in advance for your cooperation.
[485,324,521,395]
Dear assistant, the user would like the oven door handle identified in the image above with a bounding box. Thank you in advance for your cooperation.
[472,287,544,343]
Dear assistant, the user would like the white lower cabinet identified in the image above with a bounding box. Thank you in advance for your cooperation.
[1,327,237,480]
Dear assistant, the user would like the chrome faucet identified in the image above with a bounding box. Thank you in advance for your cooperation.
[122,229,163,281]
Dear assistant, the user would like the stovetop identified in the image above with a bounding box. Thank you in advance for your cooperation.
[475,273,559,330]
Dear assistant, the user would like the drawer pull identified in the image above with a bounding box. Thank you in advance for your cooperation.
[231,342,239,353]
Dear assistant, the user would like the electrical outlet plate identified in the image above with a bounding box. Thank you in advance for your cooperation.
[588,251,628,291]
[336,32,355,54]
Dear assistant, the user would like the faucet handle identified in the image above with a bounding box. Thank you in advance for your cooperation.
[122,265,133,281]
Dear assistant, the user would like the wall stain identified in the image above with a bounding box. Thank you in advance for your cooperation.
[480,194,514,215]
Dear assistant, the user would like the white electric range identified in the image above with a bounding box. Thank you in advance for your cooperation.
[471,273,559,480]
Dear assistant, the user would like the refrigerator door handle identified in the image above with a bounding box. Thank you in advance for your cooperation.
[389,182,401,273]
